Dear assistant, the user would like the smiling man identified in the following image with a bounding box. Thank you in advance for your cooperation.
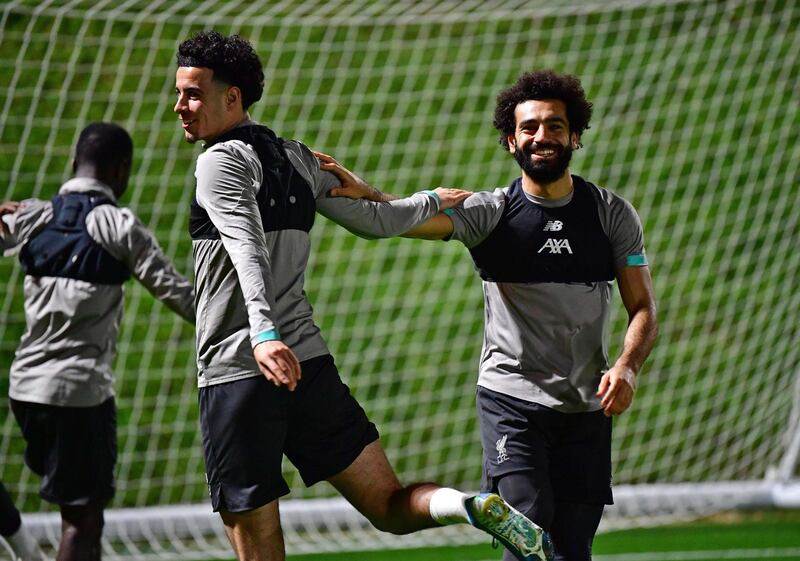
[173,31,552,561]
[319,70,659,561]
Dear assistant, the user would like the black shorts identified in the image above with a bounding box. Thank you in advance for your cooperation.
[476,386,613,505]
[10,397,117,506]
[199,354,379,513]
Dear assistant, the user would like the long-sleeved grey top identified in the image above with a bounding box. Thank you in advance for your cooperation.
[1,177,195,407]
[192,130,442,387]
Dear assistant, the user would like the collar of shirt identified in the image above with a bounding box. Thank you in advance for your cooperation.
[58,177,117,202]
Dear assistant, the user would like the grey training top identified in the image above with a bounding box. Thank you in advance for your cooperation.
[192,129,442,387]
[1,177,195,407]
[448,180,646,413]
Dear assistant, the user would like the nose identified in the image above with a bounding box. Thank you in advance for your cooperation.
[174,94,185,114]
[533,125,548,143]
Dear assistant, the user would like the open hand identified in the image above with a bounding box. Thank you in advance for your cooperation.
[314,151,384,202]
[431,188,472,210]
[254,340,302,391]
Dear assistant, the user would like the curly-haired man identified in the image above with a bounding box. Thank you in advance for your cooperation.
[174,32,552,561]
[320,70,659,560]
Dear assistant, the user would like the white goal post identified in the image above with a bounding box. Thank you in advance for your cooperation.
[1,0,798,558]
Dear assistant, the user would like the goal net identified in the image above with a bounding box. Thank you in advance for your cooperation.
[1,0,798,558]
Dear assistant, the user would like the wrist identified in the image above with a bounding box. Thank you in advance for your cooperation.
[421,190,441,211]
[252,329,280,348]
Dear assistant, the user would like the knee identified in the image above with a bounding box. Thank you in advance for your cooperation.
[549,502,603,561]
[497,471,554,531]
[366,511,412,535]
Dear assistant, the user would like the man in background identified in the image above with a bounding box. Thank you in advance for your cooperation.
[0,123,195,561]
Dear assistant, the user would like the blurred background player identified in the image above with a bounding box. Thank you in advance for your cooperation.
[0,123,195,561]
[0,481,45,561]
[174,31,551,561]
[318,69,658,561]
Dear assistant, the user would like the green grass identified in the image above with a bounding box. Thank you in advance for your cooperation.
[21,510,800,560]
[190,511,800,561]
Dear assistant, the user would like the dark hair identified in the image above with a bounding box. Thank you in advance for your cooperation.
[176,31,264,110]
[493,70,593,149]
[75,122,133,171]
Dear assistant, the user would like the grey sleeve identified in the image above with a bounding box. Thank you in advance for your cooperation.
[447,189,506,248]
[284,140,442,239]
[86,205,196,323]
[0,198,52,254]
[595,187,647,269]
[195,143,280,343]
[316,192,441,239]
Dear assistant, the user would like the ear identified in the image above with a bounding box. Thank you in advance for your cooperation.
[226,86,242,109]
[507,134,517,154]
[571,132,580,149]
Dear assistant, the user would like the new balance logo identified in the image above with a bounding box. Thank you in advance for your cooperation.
[496,435,509,464]
[537,238,573,254]
[543,220,563,232]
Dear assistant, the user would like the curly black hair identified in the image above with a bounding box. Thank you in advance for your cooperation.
[493,70,593,149]
[177,31,264,110]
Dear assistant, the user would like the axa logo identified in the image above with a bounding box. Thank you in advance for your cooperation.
[537,238,573,254]
[543,220,563,232]
[496,434,509,464]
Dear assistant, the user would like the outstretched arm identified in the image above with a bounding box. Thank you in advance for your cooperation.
[87,205,196,324]
[597,265,658,416]
[314,151,459,240]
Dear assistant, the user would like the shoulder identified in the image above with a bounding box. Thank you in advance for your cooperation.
[282,139,316,176]
[86,204,140,244]
[17,197,51,217]
[282,139,333,197]
[197,139,261,178]
[462,187,507,212]
[580,177,641,222]
[7,198,53,234]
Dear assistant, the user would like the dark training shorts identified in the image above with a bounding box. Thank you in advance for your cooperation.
[10,397,117,506]
[476,386,613,506]
[199,354,379,513]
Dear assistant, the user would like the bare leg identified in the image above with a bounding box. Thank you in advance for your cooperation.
[220,499,285,561]
[328,440,440,534]
[58,502,104,561]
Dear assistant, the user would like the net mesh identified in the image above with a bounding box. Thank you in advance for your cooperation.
[1,0,798,557]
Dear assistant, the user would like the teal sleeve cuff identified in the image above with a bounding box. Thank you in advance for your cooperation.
[253,329,281,345]
[626,253,648,266]
[421,190,441,209]
[443,208,454,216]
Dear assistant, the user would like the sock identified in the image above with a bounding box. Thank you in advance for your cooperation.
[6,524,45,561]
[429,487,470,525]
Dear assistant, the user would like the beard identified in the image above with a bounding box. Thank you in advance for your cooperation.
[514,142,573,185]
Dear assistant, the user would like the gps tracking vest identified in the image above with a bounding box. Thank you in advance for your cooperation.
[189,124,316,241]
[19,193,131,285]
[468,176,615,283]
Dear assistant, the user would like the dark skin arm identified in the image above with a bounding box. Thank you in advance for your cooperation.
[597,265,658,416]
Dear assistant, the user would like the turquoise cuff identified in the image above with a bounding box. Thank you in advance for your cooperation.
[443,208,454,216]
[626,253,648,266]
[253,329,281,345]
[421,190,441,208]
